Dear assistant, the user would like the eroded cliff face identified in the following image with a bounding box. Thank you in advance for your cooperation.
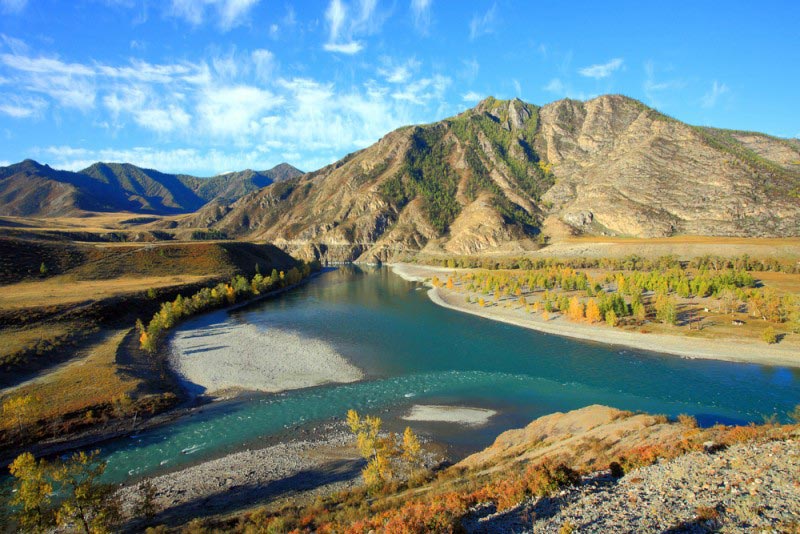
[537,95,800,237]
[183,95,800,263]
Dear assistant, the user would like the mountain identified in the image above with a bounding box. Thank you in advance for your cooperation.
[0,160,303,217]
[185,95,800,263]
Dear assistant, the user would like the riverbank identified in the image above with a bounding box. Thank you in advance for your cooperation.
[391,263,800,369]
[116,424,363,529]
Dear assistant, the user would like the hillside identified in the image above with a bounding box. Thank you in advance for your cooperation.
[0,160,302,217]
[164,405,799,533]
[182,95,800,263]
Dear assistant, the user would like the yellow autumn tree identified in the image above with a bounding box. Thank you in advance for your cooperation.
[585,299,601,323]
[567,297,585,321]
[346,410,423,490]
[2,394,38,434]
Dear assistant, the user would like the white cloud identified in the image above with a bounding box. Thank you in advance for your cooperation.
[135,105,191,133]
[643,60,686,106]
[462,91,481,103]
[0,0,26,14]
[168,0,259,31]
[512,79,521,97]
[39,145,288,175]
[543,78,564,94]
[469,3,497,40]
[391,74,450,105]
[378,58,420,84]
[323,0,385,53]
[323,42,363,54]
[0,94,47,118]
[701,80,729,108]
[1,33,29,55]
[197,85,283,139]
[410,0,431,34]
[251,49,275,82]
[579,58,623,79]
[0,53,94,77]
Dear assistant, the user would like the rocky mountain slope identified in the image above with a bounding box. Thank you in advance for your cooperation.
[455,406,800,533]
[0,160,302,216]
[183,95,800,263]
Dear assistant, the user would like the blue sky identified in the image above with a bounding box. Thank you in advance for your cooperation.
[0,0,797,175]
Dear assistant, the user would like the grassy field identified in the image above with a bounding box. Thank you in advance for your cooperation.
[0,275,212,310]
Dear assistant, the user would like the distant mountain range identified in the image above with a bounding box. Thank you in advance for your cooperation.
[2,95,798,262]
[179,95,800,262]
[0,159,303,216]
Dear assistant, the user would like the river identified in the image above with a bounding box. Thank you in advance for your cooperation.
[98,266,800,483]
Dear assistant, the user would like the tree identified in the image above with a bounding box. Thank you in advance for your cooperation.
[655,293,677,325]
[39,262,49,276]
[53,450,119,534]
[402,426,422,467]
[2,394,38,434]
[585,299,601,323]
[605,309,618,327]
[346,410,423,490]
[9,452,55,532]
[567,297,584,321]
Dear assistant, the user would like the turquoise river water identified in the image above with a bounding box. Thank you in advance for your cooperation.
[96,266,799,484]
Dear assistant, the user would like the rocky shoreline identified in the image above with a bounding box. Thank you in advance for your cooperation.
[116,424,363,528]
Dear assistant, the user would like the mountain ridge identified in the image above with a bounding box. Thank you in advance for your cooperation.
[180,94,800,262]
[0,159,303,217]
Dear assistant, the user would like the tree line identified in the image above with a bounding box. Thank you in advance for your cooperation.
[138,261,321,354]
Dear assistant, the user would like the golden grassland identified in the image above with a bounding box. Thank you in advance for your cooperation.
[0,322,76,358]
[0,274,212,310]
[1,329,138,426]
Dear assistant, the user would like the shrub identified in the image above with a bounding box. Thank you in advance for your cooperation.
[761,326,778,344]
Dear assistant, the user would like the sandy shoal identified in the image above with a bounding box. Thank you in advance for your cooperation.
[402,404,497,426]
[169,311,363,395]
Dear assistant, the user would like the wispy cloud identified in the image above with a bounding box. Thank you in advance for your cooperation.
[579,58,623,79]
[378,57,420,84]
[410,0,431,34]
[1,33,28,55]
[543,78,564,94]
[391,74,450,105]
[701,80,729,108]
[462,91,481,103]
[323,42,363,54]
[3,35,452,173]
[0,0,26,14]
[643,60,686,106]
[168,0,259,31]
[323,0,384,54]
[0,94,47,118]
[469,3,497,40]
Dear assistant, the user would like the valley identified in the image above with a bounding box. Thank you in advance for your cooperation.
[1,94,798,533]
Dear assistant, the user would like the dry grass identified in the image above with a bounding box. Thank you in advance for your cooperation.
[0,275,212,310]
[0,212,169,232]
[0,329,139,429]
[0,322,75,357]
